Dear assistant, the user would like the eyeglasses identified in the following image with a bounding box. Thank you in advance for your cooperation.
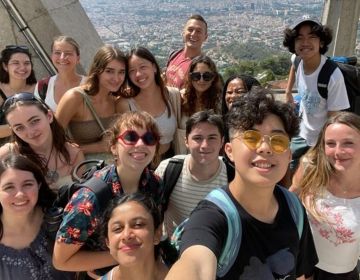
[190,71,215,82]
[117,130,159,146]
[5,45,29,51]
[2,92,41,113]
[233,130,290,154]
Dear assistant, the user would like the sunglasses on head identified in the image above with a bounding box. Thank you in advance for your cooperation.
[234,130,290,154]
[5,45,29,51]
[2,92,45,113]
[117,130,159,146]
[190,71,215,82]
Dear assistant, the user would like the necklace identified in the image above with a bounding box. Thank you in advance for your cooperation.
[45,145,59,185]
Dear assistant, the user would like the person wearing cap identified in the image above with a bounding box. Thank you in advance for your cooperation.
[283,18,349,176]
[165,14,208,90]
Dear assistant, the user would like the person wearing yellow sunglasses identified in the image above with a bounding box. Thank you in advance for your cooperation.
[166,88,318,280]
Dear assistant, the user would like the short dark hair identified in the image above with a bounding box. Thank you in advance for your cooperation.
[283,21,332,54]
[186,14,208,33]
[226,88,299,139]
[101,193,162,258]
[186,110,224,138]
[0,46,37,84]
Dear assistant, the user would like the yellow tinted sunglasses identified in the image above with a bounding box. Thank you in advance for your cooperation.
[234,130,290,154]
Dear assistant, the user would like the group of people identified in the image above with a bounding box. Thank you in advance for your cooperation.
[0,13,359,280]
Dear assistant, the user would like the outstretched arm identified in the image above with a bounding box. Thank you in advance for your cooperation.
[165,245,217,280]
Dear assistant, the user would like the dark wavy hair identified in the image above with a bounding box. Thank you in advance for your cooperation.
[0,47,37,84]
[101,193,162,259]
[126,46,172,117]
[185,110,224,139]
[4,97,71,175]
[283,21,333,55]
[182,55,222,116]
[226,88,299,139]
[85,45,127,96]
[221,74,261,115]
[0,154,56,239]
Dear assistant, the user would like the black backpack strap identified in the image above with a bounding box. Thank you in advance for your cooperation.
[0,88,7,101]
[166,48,183,67]
[162,157,184,212]
[38,77,50,100]
[83,176,113,212]
[317,59,338,99]
[294,56,302,72]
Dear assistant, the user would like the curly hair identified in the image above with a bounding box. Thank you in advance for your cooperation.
[0,154,56,239]
[182,55,222,116]
[221,74,261,115]
[299,112,360,220]
[226,88,299,139]
[283,21,332,55]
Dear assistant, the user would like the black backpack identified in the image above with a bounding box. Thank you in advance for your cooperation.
[44,159,113,240]
[294,56,360,114]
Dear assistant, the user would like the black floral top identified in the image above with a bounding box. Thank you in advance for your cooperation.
[56,164,164,249]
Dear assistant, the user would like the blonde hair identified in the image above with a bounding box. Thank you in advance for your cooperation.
[299,112,360,220]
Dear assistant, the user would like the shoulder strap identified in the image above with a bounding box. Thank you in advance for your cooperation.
[317,59,338,99]
[82,176,112,212]
[166,48,183,67]
[162,157,184,212]
[294,56,302,72]
[205,188,241,278]
[38,77,51,100]
[78,89,106,133]
[278,185,304,238]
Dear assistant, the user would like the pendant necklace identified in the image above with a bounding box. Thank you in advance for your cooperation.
[45,145,59,184]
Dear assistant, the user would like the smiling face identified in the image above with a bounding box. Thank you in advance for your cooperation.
[324,123,360,172]
[6,104,53,149]
[3,52,32,81]
[111,126,157,171]
[186,122,223,166]
[0,168,39,215]
[51,41,80,73]
[128,55,156,90]
[98,59,126,93]
[182,19,208,51]
[294,24,322,61]
[106,200,160,267]
[225,114,291,189]
[191,62,214,94]
[225,78,247,109]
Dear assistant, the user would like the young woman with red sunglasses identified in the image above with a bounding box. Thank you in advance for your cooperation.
[53,111,165,279]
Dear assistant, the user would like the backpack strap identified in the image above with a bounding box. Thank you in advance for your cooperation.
[166,48,183,67]
[317,59,338,99]
[82,176,112,212]
[278,185,304,238]
[294,56,302,72]
[162,157,184,212]
[38,77,51,100]
[205,188,241,278]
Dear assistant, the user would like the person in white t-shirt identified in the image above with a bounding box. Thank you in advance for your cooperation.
[294,111,360,279]
[34,36,86,112]
[155,110,227,235]
[283,18,349,176]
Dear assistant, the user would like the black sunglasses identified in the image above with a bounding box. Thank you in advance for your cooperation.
[2,92,45,113]
[117,130,159,146]
[190,71,215,82]
[5,45,29,51]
